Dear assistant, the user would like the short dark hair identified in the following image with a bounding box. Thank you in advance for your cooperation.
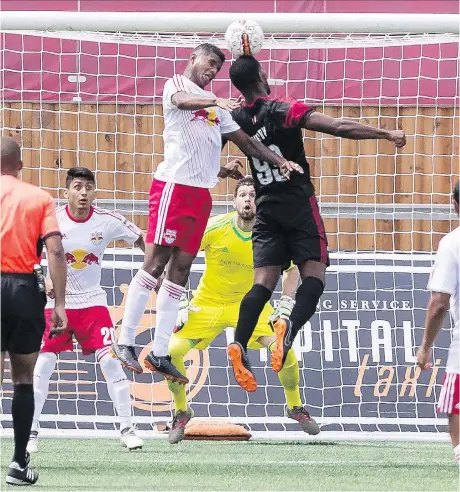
[234,176,255,197]
[66,167,95,188]
[454,180,459,205]
[194,43,225,65]
[229,56,262,92]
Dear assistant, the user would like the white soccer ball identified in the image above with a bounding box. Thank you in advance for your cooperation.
[225,20,264,58]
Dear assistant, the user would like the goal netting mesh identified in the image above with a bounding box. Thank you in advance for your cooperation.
[1,22,458,439]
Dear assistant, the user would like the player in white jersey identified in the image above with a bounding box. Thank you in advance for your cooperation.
[27,167,144,453]
[113,43,302,383]
[417,181,460,465]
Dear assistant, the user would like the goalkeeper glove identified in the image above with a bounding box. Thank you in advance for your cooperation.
[269,295,295,329]
[173,295,200,333]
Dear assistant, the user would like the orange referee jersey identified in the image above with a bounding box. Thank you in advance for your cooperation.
[1,175,61,274]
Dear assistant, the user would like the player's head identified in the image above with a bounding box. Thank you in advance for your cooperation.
[1,137,22,177]
[233,176,256,221]
[65,167,96,212]
[453,180,459,214]
[188,43,225,88]
[229,56,270,96]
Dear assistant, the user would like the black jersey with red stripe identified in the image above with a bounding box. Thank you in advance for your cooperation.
[231,96,315,204]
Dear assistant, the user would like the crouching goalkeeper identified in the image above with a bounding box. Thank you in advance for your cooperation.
[166,176,320,444]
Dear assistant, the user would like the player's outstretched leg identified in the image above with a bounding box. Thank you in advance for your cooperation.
[112,269,158,374]
[274,345,320,435]
[97,347,143,450]
[227,342,257,392]
[144,276,189,384]
[167,336,196,444]
[272,275,324,373]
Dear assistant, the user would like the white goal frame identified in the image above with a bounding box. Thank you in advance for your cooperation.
[1,10,458,443]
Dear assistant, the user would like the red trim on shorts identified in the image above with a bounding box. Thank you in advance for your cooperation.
[309,195,328,265]
[65,205,94,223]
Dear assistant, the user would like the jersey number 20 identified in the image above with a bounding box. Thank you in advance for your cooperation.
[252,145,287,185]
[101,327,115,345]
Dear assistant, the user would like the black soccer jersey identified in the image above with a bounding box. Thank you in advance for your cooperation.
[231,97,315,204]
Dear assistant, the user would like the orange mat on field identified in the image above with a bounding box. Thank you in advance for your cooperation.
[184,420,251,441]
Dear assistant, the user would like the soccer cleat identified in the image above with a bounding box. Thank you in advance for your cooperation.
[271,318,294,373]
[227,342,257,392]
[287,406,320,435]
[5,459,38,486]
[111,340,143,374]
[26,431,38,454]
[120,426,143,450]
[168,408,194,444]
[144,353,189,384]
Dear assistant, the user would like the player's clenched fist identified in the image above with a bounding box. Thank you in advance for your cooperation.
[388,129,406,148]
[50,305,68,337]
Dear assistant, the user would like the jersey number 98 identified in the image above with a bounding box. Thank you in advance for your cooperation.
[252,145,287,185]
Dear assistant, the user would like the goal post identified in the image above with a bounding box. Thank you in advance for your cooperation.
[1,11,458,441]
[1,11,459,34]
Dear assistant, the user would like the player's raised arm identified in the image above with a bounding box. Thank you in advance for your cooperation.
[302,112,406,148]
[172,91,242,112]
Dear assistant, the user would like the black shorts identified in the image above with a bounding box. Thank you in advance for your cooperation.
[1,273,47,354]
[252,194,330,270]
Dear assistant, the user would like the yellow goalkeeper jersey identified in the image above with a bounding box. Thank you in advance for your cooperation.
[193,212,254,305]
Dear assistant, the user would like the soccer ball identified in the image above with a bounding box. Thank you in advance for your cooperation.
[225,20,264,58]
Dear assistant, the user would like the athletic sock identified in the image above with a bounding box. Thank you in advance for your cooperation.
[31,352,57,432]
[118,269,157,346]
[234,284,272,351]
[167,336,193,412]
[12,384,34,468]
[97,347,133,431]
[289,277,324,339]
[269,342,301,409]
[152,279,185,357]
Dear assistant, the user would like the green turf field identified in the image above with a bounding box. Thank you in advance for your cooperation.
[1,438,458,491]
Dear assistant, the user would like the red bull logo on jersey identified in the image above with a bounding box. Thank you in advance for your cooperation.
[91,231,103,245]
[65,249,100,270]
[191,108,221,127]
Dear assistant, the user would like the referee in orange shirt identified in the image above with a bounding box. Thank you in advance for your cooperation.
[1,137,67,486]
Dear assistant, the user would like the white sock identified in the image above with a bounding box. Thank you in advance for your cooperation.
[152,279,185,356]
[32,352,58,432]
[454,444,460,464]
[97,347,133,431]
[118,269,157,346]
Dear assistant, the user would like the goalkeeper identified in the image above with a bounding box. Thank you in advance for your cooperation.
[166,176,320,444]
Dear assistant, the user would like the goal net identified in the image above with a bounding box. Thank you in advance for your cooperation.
[1,12,458,440]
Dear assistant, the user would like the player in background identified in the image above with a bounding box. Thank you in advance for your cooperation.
[416,181,460,465]
[27,167,145,453]
[166,177,320,444]
[112,43,302,384]
[226,56,406,391]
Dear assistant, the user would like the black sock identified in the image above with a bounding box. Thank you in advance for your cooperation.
[235,284,272,351]
[290,277,324,339]
[12,384,34,468]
